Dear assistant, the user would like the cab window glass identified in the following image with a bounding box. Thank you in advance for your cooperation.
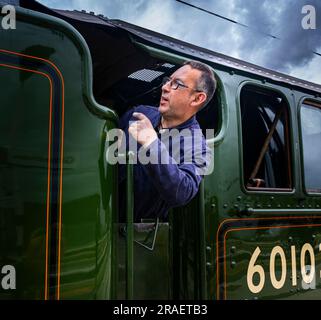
[240,85,292,190]
[301,101,321,193]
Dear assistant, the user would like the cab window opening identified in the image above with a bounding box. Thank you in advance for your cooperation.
[101,59,221,135]
[301,100,321,194]
[47,11,221,134]
[240,84,292,191]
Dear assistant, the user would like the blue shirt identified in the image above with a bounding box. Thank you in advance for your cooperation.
[118,105,211,221]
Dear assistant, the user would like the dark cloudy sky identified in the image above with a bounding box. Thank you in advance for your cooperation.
[38,0,321,85]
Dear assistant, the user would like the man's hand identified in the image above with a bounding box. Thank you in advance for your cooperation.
[128,112,158,147]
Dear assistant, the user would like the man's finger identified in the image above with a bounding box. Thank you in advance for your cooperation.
[132,112,147,121]
[128,126,137,136]
[128,125,137,137]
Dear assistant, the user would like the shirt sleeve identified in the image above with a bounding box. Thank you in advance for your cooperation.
[119,108,135,131]
[141,137,211,207]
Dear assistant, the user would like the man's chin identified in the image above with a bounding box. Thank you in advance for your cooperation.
[158,104,169,114]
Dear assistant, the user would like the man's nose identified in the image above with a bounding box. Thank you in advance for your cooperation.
[162,81,170,92]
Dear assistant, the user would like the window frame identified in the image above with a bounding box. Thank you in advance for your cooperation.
[299,97,321,196]
[237,81,295,194]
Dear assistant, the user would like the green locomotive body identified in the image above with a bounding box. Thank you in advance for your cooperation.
[1,0,321,300]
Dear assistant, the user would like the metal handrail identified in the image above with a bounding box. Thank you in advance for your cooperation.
[198,179,207,299]
[126,151,134,300]
[243,208,321,215]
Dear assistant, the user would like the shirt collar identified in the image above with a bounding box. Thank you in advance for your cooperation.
[154,113,197,131]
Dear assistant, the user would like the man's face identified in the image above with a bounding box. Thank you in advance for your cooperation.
[159,65,202,119]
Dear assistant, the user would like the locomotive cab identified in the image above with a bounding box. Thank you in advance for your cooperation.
[0,0,222,299]
[97,40,221,300]
[35,5,221,299]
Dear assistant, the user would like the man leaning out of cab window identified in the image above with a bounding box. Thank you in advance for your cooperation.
[118,60,216,222]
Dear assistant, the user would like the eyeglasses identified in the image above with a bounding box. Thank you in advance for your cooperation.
[161,76,201,92]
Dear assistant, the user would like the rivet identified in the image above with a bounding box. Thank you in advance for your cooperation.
[223,204,228,208]
[206,246,212,252]
[237,196,242,201]
[231,261,236,268]
[230,246,236,253]
[270,196,274,200]
[211,203,216,208]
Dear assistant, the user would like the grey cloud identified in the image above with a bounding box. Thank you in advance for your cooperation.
[232,0,321,72]
[38,0,321,84]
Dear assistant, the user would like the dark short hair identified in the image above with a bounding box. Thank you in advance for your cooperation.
[184,60,216,107]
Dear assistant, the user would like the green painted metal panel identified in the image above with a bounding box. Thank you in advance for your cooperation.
[0,6,117,299]
[224,221,321,300]
[1,2,321,301]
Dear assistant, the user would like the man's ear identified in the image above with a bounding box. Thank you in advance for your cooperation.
[191,92,207,108]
